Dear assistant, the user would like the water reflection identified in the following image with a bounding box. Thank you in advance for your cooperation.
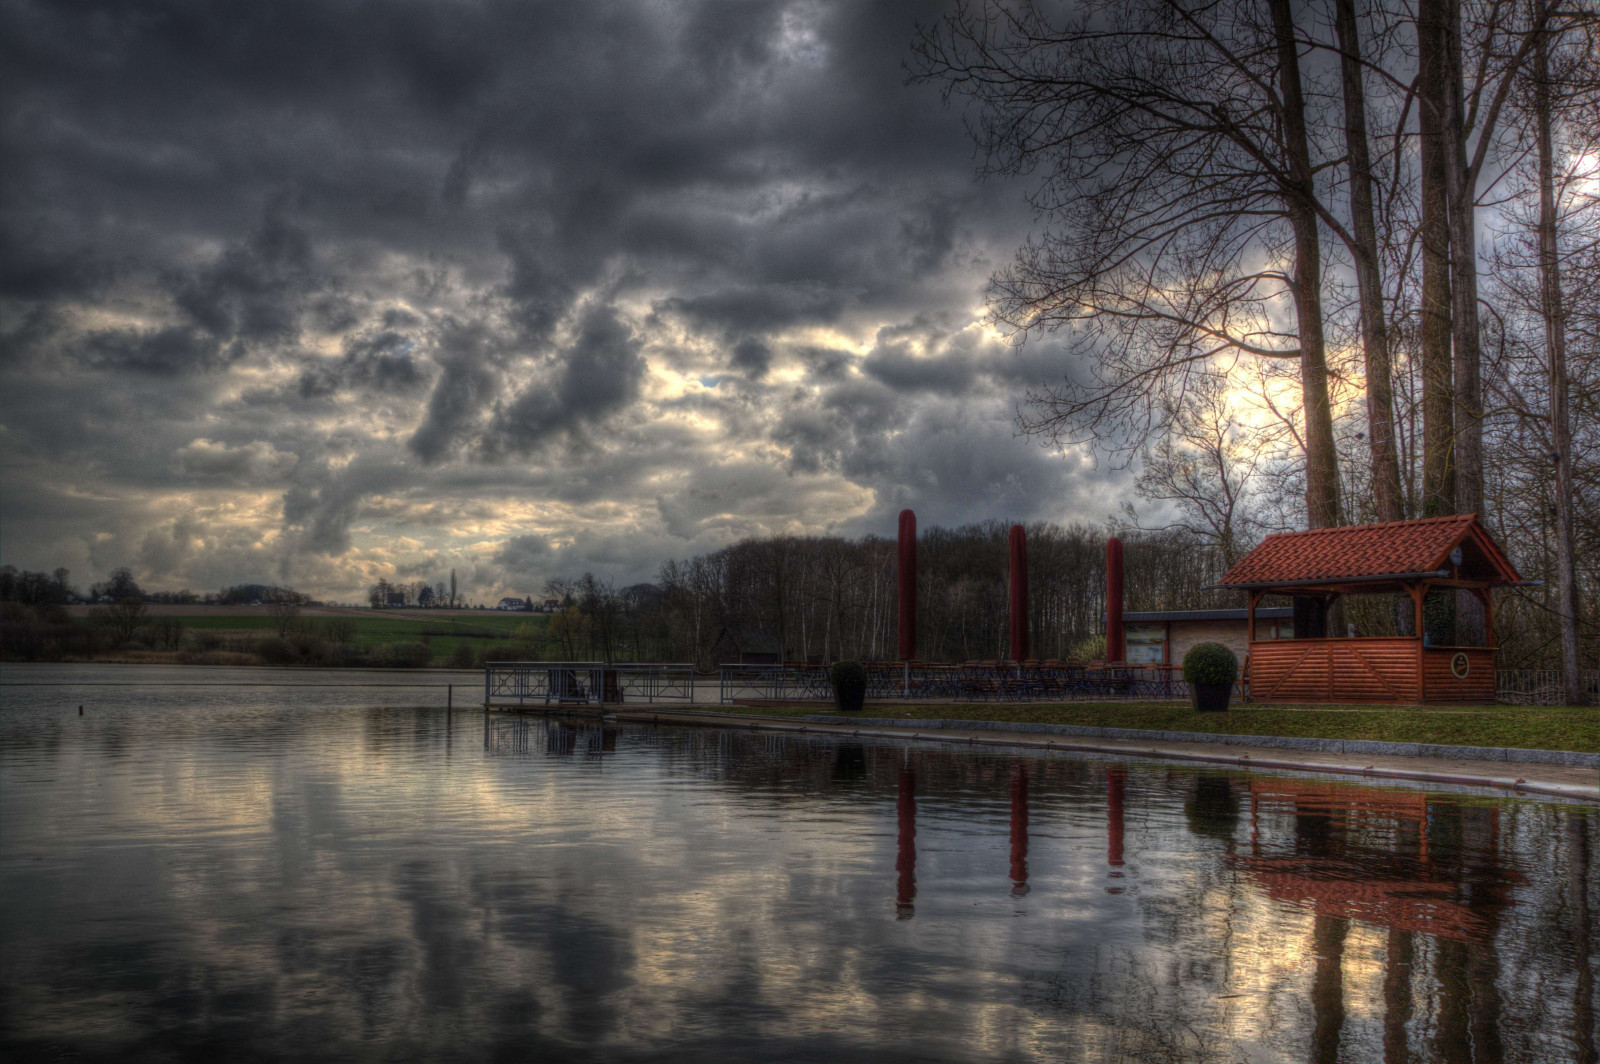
[1,671,1595,1063]
[1009,764,1029,897]
[896,760,916,920]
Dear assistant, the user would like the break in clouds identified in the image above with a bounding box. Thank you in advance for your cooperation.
[0,0,1116,602]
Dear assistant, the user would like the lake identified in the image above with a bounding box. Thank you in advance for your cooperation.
[1,663,1595,1062]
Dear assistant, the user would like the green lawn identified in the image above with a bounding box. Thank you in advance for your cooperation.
[157,612,549,664]
[705,700,1600,753]
[177,613,540,640]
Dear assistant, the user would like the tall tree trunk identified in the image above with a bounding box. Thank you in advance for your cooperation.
[1532,6,1583,705]
[1334,0,1404,524]
[1442,0,1487,643]
[1442,0,1485,519]
[1417,0,1456,519]
[1270,0,1343,531]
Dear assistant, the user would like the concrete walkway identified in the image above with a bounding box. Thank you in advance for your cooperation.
[609,707,1598,803]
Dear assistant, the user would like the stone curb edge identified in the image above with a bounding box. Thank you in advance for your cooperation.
[798,715,1598,768]
[609,709,1596,802]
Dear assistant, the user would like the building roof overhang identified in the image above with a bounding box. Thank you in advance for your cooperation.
[1211,515,1522,593]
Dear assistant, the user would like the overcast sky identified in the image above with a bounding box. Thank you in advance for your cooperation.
[1,0,1129,601]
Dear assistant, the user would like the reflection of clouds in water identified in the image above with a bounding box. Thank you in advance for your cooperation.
[1,672,1595,1062]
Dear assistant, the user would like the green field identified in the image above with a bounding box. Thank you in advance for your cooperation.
[169,612,550,665]
[709,700,1600,753]
[179,613,540,640]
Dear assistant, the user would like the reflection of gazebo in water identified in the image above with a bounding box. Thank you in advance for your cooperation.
[1233,780,1519,942]
[1226,777,1518,1063]
[1212,514,1522,703]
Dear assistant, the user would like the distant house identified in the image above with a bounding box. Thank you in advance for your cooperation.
[496,597,526,611]
[710,625,783,665]
[542,598,561,611]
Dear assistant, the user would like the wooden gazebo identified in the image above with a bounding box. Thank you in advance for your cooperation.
[1212,515,1522,704]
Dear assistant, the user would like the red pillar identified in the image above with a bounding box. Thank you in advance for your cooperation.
[897,509,917,661]
[1009,764,1030,896]
[1107,766,1126,871]
[1008,524,1029,662]
[896,764,917,919]
[1106,537,1125,663]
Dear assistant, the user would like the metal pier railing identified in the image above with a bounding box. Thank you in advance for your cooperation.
[717,662,1194,704]
[484,662,697,709]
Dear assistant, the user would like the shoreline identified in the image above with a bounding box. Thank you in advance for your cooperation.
[609,707,1600,803]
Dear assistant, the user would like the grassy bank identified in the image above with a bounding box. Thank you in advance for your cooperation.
[704,701,1600,753]
[3,607,553,669]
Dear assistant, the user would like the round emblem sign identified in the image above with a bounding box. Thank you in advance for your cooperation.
[1450,652,1470,680]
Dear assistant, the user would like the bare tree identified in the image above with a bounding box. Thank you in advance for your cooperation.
[91,598,147,645]
[1334,0,1405,522]
[1128,375,1265,567]
[1523,0,1593,701]
[267,587,302,638]
[912,0,1344,528]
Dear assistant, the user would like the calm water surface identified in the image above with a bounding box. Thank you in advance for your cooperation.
[2,663,1595,1062]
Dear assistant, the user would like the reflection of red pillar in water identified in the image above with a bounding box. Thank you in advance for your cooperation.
[1009,764,1029,896]
[896,766,917,919]
[1009,525,1029,662]
[897,510,917,661]
[1106,537,1125,662]
[1107,766,1126,872]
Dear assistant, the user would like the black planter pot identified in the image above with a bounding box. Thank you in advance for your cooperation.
[1192,682,1233,713]
[835,685,866,713]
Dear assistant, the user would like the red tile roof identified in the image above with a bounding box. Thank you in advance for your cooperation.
[1218,514,1520,587]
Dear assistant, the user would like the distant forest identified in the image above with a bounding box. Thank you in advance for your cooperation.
[531,521,1571,671]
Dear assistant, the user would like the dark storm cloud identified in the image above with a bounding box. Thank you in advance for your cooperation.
[408,322,505,464]
[730,338,773,380]
[0,0,1103,597]
[281,459,414,557]
[479,304,647,458]
[77,325,231,375]
[299,331,427,399]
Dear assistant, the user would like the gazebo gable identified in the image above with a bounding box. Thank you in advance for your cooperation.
[1452,522,1522,585]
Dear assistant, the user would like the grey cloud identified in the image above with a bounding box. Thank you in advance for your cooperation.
[0,0,1119,601]
[479,304,645,458]
[861,344,978,394]
[408,322,504,463]
[175,439,297,481]
[492,535,553,577]
[171,210,315,342]
[299,331,428,399]
[281,460,411,557]
[77,326,230,375]
[730,337,772,380]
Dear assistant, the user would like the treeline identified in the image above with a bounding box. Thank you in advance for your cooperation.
[366,573,461,609]
[0,565,316,608]
[525,516,1582,671]
[523,523,1232,669]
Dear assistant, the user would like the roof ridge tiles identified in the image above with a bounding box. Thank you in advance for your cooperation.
[1263,513,1477,540]
[1216,514,1517,588]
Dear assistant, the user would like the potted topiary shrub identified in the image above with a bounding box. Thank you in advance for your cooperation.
[830,659,868,713]
[1183,642,1238,712]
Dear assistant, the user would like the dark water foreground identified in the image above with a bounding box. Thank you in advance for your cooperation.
[1,666,1595,1063]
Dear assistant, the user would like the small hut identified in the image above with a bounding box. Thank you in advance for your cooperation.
[1212,515,1522,704]
[710,625,783,666]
